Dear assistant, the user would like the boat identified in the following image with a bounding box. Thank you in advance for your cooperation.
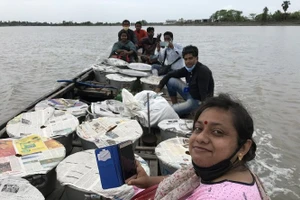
[0,59,191,200]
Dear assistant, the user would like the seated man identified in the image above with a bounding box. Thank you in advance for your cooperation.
[139,27,161,64]
[118,19,138,46]
[110,30,136,63]
[155,45,214,117]
[134,21,148,44]
[152,31,184,75]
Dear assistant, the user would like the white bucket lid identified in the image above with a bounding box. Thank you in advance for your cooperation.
[0,135,65,177]
[35,98,88,117]
[158,119,193,134]
[76,117,143,148]
[56,150,149,197]
[155,137,191,169]
[119,69,149,77]
[106,74,136,82]
[140,76,163,85]
[104,58,129,67]
[6,107,79,138]
[127,63,152,71]
[91,100,125,118]
[0,177,45,200]
[92,64,119,73]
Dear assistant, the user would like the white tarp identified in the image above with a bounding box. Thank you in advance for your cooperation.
[122,89,179,127]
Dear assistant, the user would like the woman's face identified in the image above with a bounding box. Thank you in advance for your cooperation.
[189,107,239,167]
[120,33,128,42]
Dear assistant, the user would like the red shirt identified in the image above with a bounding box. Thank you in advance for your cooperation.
[134,29,148,42]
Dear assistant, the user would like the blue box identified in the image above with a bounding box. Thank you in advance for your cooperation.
[95,144,124,189]
[95,141,137,189]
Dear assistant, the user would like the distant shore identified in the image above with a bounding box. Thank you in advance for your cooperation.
[183,21,300,26]
[1,21,300,27]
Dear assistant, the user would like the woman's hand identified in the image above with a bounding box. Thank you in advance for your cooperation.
[127,161,150,188]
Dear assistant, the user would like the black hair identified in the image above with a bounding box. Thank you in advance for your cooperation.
[118,30,129,40]
[193,93,256,162]
[182,45,199,57]
[147,27,154,33]
[122,19,130,25]
[135,21,142,26]
[163,31,173,40]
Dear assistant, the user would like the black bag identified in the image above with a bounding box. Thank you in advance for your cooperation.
[157,50,181,76]
[158,64,172,76]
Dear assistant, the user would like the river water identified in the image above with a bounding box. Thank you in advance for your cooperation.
[0,26,299,199]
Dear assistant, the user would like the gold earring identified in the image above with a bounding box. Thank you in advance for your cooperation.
[238,154,243,161]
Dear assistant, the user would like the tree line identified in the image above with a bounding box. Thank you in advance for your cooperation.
[210,1,300,22]
[0,20,163,27]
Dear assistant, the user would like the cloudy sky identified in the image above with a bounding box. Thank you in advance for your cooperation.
[0,0,299,23]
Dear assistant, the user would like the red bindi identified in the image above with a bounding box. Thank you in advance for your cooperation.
[204,121,208,124]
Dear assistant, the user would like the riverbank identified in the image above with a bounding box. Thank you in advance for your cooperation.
[1,20,300,27]
[167,20,300,26]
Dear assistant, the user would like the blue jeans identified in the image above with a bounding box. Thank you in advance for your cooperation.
[151,64,161,76]
[167,78,200,116]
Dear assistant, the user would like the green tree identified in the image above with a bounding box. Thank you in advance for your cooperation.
[141,20,148,25]
[249,13,256,21]
[272,10,283,21]
[289,11,300,20]
[262,7,269,21]
[210,9,245,22]
[281,1,291,13]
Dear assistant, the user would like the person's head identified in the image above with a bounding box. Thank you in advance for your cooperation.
[189,93,256,168]
[147,27,155,39]
[135,21,142,31]
[182,45,198,68]
[163,31,173,42]
[119,30,129,42]
[122,19,130,31]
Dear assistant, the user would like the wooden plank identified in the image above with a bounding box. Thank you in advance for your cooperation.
[135,153,157,160]
[135,146,155,151]
[149,159,158,176]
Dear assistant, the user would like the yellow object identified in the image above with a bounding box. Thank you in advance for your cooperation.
[15,134,48,156]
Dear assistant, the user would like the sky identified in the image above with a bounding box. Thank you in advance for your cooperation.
[0,0,299,23]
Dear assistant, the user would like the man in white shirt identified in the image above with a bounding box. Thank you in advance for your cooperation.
[152,31,184,75]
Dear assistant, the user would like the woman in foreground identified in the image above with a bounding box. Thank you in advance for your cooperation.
[128,93,270,200]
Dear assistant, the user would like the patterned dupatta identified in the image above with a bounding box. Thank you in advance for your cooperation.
[154,164,270,200]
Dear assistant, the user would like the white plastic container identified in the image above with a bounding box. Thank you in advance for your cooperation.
[157,119,193,141]
[140,76,168,94]
[127,63,152,71]
[155,137,191,175]
[76,117,143,150]
[118,69,150,77]
[56,150,149,200]
[6,107,79,154]
[0,177,45,200]
[105,74,137,90]
[35,98,88,117]
[0,136,66,197]
[92,64,119,82]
